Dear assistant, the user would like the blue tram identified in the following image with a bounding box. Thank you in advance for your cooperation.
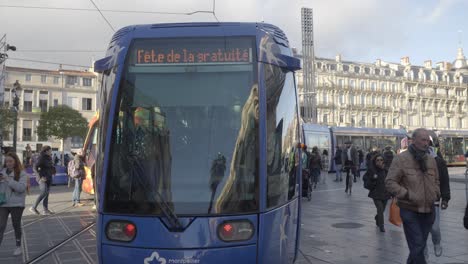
[93,22,302,263]
[302,124,407,172]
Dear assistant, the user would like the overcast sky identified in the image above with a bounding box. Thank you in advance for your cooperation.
[1,0,467,71]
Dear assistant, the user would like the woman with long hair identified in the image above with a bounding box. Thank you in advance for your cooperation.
[363,153,391,232]
[0,152,28,256]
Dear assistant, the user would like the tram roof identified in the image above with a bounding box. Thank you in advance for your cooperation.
[108,22,291,47]
[95,22,300,73]
[302,123,330,133]
[436,129,468,137]
[331,126,407,136]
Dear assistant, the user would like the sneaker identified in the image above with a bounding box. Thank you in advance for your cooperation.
[76,202,84,207]
[42,209,54,215]
[29,207,40,215]
[434,244,442,257]
[13,246,22,256]
[379,226,385,232]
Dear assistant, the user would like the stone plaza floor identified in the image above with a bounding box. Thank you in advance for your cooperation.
[0,167,467,263]
[296,167,468,264]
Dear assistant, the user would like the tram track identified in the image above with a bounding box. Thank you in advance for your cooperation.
[4,201,75,236]
[26,222,96,264]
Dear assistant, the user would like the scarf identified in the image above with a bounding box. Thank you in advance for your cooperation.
[408,144,427,173]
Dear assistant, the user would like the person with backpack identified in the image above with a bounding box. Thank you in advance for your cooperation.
[0,152,28,256]
[30,145,55,215]
[69,152,85,207]
[382,146,395,170]
[363,154,391,232]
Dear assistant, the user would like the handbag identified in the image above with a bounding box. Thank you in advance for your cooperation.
[389,198,402,227]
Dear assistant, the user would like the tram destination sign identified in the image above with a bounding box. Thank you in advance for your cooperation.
[135,47,252,64]
[131,38,254,65]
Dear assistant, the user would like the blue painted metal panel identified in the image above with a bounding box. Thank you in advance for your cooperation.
[101,244,257,264]
[26,166,68,186]
[257,201,299,264]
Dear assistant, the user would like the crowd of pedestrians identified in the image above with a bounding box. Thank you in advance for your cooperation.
[0,145,91,257]
[329,127,468,264]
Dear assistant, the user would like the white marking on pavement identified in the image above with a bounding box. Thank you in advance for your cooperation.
[313,188,346,192]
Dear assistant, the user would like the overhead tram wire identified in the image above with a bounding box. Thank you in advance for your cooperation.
[89,0,115,32]
[0,4,215,15]
[9,58,90,68]
[212,0,219,22]
[17,50,105,53]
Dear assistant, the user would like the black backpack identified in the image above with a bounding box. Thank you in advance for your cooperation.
[362,172,376,190]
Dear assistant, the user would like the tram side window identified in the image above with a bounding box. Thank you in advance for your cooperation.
[265,64,299,208]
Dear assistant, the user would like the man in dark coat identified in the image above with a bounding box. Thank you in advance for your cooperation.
[30,146,55,215]
[341,141,359,194]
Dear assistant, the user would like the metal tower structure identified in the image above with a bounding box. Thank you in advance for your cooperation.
[301,7,317,123]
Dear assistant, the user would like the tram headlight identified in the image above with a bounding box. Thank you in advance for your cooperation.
[217,220,254,242]
[106,221,137,242]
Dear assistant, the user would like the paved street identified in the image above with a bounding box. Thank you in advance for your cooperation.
[0,168,467,264]
[296,167,468,264]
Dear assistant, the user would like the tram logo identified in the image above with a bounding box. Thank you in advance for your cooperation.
[144,251,167,264]
[144,251,201,264]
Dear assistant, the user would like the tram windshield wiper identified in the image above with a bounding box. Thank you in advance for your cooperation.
[129,156,182,231]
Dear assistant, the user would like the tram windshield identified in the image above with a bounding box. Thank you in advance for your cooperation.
[105,37,259,216]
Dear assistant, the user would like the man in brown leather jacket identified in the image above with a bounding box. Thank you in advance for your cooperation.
[385,128,440,264]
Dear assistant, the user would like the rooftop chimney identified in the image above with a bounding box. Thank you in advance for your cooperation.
[335,54,342,62]
[424,60,432,69]
[376,59,382,67]
[400,56,410,66]
[436,61,451,71]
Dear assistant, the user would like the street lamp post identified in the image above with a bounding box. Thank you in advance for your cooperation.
[0,35,16,158]
[12,80,21,153]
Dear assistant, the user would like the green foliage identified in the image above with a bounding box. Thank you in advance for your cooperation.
[0,106,15,135]
[37,105,88,140]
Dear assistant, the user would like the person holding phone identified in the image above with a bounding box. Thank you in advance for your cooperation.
[0,152,28,256]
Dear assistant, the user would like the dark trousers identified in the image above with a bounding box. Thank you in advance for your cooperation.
[33,181,51,210]
[400,208,434,264]
[0,207,25,246]
[344,161,355,191]
[311,168,320,185]
[373,199,388,227]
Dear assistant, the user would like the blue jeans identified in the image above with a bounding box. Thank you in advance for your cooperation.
[335,164,342,180]
[72,178,83,204]
[429,205,441,245]
[400,207,435,264]
[33,181,51,211]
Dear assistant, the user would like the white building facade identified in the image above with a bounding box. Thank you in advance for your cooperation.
[2,66,98,157]
[297,50,468,131]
